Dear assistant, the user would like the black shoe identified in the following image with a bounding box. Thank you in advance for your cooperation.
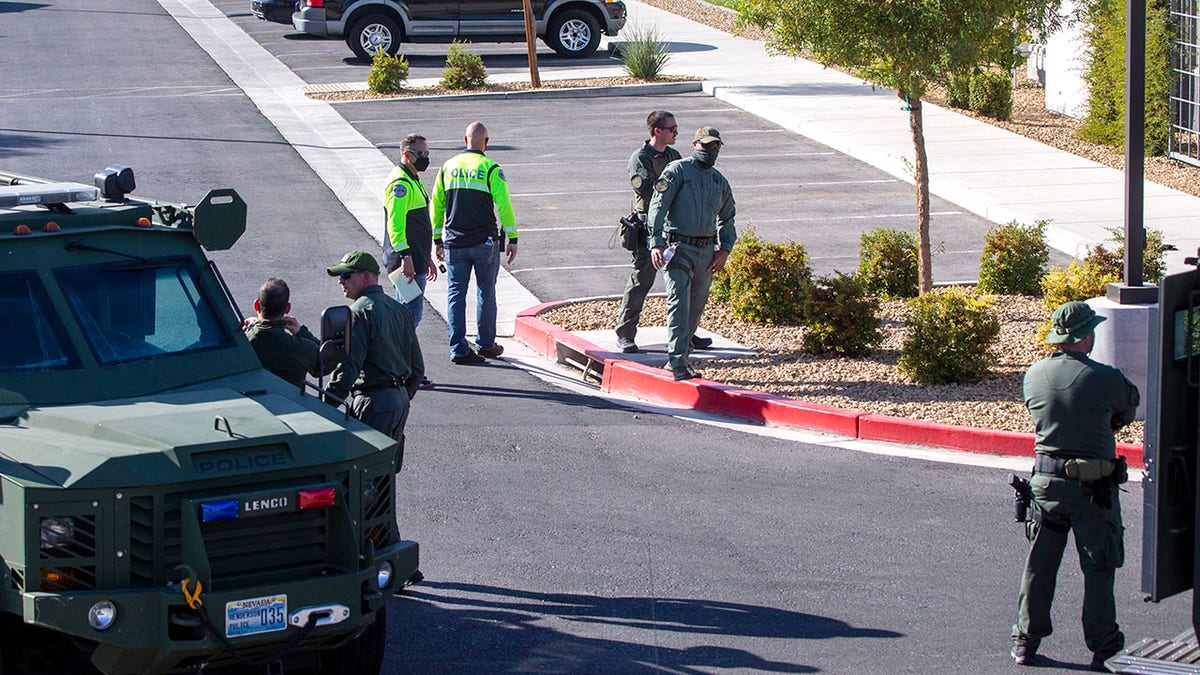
[1011,641,1039,666]
[1089,649,1118,672]
[691,335,713,350]
[673,369,701,381]
[617,338,639,354]
[452,351,486,365]
[478,344,505,358]
[418,376,434,390]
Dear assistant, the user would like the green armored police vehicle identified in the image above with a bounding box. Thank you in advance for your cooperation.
[0,166,416,674]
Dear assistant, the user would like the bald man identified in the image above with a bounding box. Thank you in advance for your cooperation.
[430,121,520,364]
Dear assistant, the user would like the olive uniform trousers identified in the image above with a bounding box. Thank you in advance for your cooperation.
[616,247,657,343]
[663,242,715,374]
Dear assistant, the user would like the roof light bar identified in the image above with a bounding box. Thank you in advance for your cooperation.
[0,183,99,209]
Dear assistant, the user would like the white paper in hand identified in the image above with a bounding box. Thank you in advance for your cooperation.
[388,268,423,303]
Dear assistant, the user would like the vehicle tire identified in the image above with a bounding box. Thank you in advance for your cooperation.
[545,9,600,58]
[347,14,401,61]
[317,610,386,675]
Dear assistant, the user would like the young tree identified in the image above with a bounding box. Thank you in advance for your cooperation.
[738,0,1063,293]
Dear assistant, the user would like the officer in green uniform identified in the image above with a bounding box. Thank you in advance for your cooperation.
[326,251,425,466]
[384,132,436,389]
[1012,301,1139,670]
[244,277,321,389]
[647,126,736,381]
[615,110,702,354]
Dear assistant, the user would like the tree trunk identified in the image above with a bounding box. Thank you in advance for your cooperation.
[907,94,933,294]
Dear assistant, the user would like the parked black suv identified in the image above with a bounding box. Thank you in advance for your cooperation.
[293,0,626,60]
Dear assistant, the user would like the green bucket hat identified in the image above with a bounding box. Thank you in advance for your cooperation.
[1046,301,1106,344]
[326,250,380,276]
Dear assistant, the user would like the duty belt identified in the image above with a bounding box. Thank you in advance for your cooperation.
[667,233,716,246]
[354,378,402,395]
[1032,454,1072,477]
[1033,454,1115,481]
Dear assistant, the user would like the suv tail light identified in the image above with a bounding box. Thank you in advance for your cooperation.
[305,0,323,6]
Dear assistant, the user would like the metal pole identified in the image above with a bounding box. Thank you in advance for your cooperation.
[1126,0,1147,288]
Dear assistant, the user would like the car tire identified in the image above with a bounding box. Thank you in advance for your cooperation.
[545,9,600,58]
[317,609,386,675]
[347,14,401,61]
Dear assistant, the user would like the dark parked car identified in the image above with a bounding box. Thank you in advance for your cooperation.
[252,0,298,24]
[293,0,626,60]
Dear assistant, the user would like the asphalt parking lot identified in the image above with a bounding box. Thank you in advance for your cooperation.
[331,91,1005,302]
[211,0,624,85]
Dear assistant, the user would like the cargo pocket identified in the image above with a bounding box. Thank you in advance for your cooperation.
[1084,518,1125,570]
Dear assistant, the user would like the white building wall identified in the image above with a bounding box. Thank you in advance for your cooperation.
[1041,1,1091,119]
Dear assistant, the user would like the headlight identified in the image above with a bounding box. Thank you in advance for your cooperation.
[88,600,117,630]
[40,516,76,552]
[376,562,394,589]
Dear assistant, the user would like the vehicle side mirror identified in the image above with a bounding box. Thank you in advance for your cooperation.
[320,305,351,364]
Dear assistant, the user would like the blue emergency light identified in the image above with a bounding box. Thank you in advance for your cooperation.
[200,499,239,523]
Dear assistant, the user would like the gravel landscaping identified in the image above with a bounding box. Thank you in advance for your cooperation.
[540,296,1146,445]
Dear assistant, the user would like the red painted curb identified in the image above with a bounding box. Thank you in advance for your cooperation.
[514,302,1147,466]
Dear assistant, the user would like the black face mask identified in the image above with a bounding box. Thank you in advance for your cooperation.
[693,147,719,168]
[414,156,431,172]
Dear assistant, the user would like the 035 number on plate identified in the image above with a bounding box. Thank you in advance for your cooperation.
[225,594,287,638]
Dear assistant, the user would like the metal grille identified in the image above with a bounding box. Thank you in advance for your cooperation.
[202,508,330,588]
[362,474,396,550]
[129,495,181,588]
[1171,0,1200,165]
[36,512,99,591]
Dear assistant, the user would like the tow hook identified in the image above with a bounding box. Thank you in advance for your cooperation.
[289,605,350,629]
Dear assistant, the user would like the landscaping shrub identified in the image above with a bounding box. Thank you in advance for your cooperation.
[858,228,919,299]
[367,50,409,94]
[969,70,1013,121]
[898,287,1001,384]
[1040,259,1119,312]
[1079,0,1170,154]
[801,272,882,356]
[1084,226,1169,285]
[977,220,1049,295]
[947,72,972,110]
[620,24,671,80]
[711,228,811,324]
[441,40,487,90]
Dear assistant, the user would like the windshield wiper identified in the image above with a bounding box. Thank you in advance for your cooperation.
[65,240,148,264]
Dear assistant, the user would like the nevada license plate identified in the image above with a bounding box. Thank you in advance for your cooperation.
[225,594,287,638]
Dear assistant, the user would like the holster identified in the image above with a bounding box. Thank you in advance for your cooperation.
[619,213,647,251]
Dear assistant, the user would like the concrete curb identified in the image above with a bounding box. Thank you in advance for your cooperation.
[313,81,703,102]
[516,300,1146,467]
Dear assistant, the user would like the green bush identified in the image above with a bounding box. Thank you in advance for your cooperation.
[947,72,972,109]
[1084,226,1169,285]
[898,287,1001,384]
[1079,0,1170,154]
[858,228,919,299]
[711,228,811,324]
[968,70,1013,120]
[977,220,1049,295]
[619,24,671,80]
[441,40,488,90]
[1040,259,1119,312]
[367,50,409,94]
[801,272,882,356]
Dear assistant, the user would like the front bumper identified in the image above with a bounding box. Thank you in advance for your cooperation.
[25,540,417,675]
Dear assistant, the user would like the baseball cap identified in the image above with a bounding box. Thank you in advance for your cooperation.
[326,250,380,276]
[694,126,723,145]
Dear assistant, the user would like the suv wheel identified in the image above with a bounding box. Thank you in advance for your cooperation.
[347,14,401,61]
[546,9,600,58]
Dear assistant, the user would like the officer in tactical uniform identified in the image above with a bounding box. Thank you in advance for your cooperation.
[1011,301,1139,670]
[647,126,737,381]
[384,132,436,389]
[244,277,321,389]
[326,251,425,466]
[615,111,713,354]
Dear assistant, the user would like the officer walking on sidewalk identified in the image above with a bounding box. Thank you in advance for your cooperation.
[648,126,736,381]
[384,132,437,389]
[1011,301,1139,671]
[615,110,713,354]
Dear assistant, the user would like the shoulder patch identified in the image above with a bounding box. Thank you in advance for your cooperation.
[631,175,643,189]
[391,183,407,199]
[653,177,670,193]
[497,168,507,182]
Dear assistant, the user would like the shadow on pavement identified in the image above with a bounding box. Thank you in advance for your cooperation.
[0,131,64,159]
[0,2,49,13]
[391,581,902,671]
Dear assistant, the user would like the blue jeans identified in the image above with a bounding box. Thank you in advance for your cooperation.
[446,240,500,359]
[394,273,427,327]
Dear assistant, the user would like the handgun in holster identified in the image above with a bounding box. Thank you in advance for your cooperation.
[1008,473,1033,523]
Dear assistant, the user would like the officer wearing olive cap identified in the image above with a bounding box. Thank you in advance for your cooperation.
[326,251,425,466]
[647,126,737,380]
[1011,301,1139,670]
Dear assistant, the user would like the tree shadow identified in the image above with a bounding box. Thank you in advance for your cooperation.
[0,131,65,158]
[0,2,49,13]
[389,581,902,672]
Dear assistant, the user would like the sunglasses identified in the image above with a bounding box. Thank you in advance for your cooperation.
[407,150,430,158]
[339,271,356,280]
[656,125,678,133]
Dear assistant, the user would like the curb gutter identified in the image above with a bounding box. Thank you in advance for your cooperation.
[516,301,1146,468]
[306,81,703,101]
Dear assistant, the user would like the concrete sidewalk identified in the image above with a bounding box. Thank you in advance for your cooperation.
[623,0,1200,270]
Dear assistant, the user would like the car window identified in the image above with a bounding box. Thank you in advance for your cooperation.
[56,258,233,365]
[0,271,79,373]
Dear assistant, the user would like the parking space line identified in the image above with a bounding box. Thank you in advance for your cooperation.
[509,264,631,273]
[750,210,962,223]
